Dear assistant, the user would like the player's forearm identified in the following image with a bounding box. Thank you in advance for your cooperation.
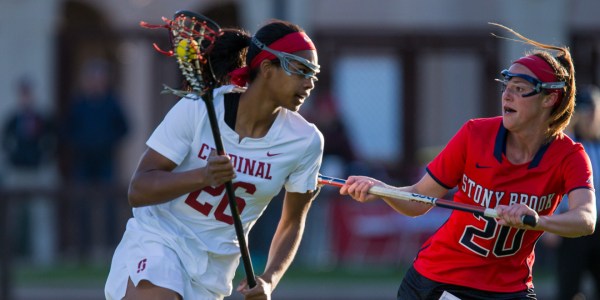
[540,189,597,237]
[539,206,596,237]
[128,168,207,207]
[261,220,305,290]
[381,185,434,217]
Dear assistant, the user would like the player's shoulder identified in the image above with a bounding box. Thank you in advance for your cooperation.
[537,134,589,175]
[280,109,324,145]
[284,109,311,125]
[458,116,502,136]
[285,109,321,132]
[464,116,502,128]
[551,132,585,154]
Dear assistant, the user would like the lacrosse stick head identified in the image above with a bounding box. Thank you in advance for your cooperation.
[141,10,222,98]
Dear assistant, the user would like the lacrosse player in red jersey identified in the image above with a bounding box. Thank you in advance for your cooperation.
[339,24,596,300]
[104,18,323,300]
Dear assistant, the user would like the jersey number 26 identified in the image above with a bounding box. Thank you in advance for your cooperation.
[185,182,256,224]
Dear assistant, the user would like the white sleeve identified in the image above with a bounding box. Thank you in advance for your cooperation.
[146,96,201,165]
[284,128,324,193]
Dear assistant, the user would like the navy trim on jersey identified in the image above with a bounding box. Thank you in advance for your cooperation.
[528,141,552,169]
[580,140,600,195]
[493,121,554,169]
[567,186,595,195]
[493,123,506,163]
[572,137,599,211]
[426,167,454,190]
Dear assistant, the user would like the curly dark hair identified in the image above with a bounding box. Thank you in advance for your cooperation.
[203,28,251,86]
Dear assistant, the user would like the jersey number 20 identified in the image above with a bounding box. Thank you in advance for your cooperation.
[460,214,525,257]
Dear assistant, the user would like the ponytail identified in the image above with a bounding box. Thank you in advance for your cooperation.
[206,28,251,86]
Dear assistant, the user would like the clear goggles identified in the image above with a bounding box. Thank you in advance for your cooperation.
[252,37,320,81]
[497,69,565,97]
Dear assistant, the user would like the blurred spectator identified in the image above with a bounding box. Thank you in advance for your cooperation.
[554,84,600,300]
[305,91,356,178]
[64,59,128,183]
[62,58,128,260]
[3,77,56,170]
[2,76,58,265]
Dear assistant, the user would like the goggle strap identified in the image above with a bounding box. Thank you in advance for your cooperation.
[251,37,320,73]
[501,69,565,91]
[541,82,566,89]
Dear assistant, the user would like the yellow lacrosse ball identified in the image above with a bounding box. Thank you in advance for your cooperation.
[176,39,199,61]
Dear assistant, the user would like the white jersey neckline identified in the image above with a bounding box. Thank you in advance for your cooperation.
[215,85,287,146]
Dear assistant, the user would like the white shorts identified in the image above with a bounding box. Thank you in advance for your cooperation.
[104,218,240,300]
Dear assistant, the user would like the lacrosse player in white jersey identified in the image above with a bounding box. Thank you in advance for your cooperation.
[105,19,323,300]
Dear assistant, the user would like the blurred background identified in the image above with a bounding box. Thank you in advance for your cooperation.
[1,0,600,299]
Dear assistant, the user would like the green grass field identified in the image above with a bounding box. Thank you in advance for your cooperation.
[9,261,559,300]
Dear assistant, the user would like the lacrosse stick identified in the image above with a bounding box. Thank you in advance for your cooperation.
[141,10,256,287]
[318,174,538,227]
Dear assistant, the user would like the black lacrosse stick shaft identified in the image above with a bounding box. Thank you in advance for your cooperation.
[203,92,257,288]
[142,9,257,289]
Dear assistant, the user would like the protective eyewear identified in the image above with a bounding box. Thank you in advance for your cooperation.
[498,69,565,97]
[252,37,320,80]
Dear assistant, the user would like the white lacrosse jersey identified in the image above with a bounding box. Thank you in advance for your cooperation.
[133,85,324,256]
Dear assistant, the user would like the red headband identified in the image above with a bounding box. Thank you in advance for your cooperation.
[513,54,563,100]
[513,55,558,83]
[229,32,316,86]
[249,31,315,68]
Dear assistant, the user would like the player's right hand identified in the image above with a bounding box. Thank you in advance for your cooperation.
[339,176,382,203]
[237,276,271,300]
[202,150,236,187]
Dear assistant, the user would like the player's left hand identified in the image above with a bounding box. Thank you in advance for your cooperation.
[237,276,272,300]
[340,176,384,203]
[496,203,538,228]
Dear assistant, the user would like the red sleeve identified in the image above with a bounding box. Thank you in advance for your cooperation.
[563,145,594,193]
[426,121,470,189]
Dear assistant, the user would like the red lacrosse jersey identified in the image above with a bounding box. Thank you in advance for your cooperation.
[413,117,593,292]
